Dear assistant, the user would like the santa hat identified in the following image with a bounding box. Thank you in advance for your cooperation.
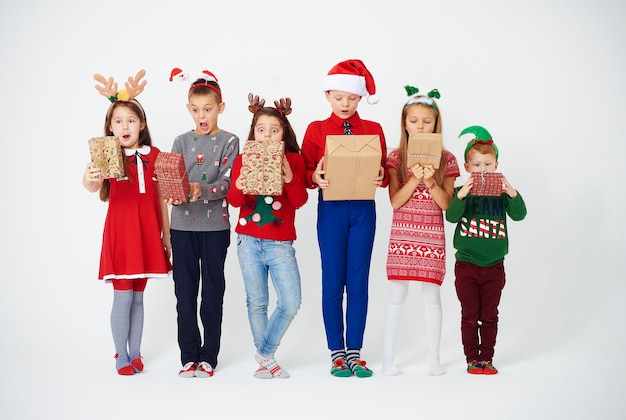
[169,67,189,82]
[322,59,379,104]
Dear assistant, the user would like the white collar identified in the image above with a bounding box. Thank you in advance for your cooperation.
[124,145,151,156]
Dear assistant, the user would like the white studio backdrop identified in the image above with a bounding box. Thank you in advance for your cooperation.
[1,1,625,419]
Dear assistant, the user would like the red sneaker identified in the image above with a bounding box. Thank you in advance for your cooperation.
[178,361,197,378]
[194,361,214,378]
[482,361,498,375]
[467,361,484,374]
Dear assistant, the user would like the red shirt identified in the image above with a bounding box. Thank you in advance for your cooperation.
[227,151,308,241]
[301,112,389,190]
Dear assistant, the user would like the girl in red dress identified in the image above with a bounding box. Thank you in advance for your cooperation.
[83,70,172,375]
[382,86,459,376]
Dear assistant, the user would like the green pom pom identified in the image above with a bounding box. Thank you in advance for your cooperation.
[427,89,440,99]
[404,85,419,97]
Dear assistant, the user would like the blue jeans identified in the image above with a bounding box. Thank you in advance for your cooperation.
[236,234,302,357]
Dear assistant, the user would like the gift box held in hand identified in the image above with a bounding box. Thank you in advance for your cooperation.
[407,133,442,168]
[241,140,284,196]
[155,152,190,202]
[323,134,381,201]
[471,172,503,196]
[88,136,125,179]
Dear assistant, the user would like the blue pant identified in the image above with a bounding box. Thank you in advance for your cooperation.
[317,193,376,351]
[237,234,302,357]
[171,229,230,367]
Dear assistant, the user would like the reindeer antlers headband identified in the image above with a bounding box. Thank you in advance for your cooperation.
[404,85,440,112]
[94,69,147,103]
[169,67,222,101]
[248,93,292,116]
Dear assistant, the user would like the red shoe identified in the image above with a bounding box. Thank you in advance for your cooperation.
[194,361,214,378]
[179,362,197,378]
[482,361,498,375]
[467,361,484,374]
[115,354,135,376]
[131,357,144,373]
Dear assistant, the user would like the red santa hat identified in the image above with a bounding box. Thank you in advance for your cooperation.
[169,67,189,82]
[322,59,379,104]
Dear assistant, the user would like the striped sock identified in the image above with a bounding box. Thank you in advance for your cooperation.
[331,349,346,365]
[346,348,360,370]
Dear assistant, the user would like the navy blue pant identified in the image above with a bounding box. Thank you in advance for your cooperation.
[171,229,230,367]
[317,193,376,351]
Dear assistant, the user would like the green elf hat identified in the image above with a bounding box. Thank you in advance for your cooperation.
[459,125,499,161]
[404,85,440,112]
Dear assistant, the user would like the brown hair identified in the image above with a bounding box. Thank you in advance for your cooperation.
[395,101,448,186]
[188,78,222,103]
[99,100,152,202]
[246,107,301,153]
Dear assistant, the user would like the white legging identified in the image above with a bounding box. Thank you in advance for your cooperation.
[383,280,442,365]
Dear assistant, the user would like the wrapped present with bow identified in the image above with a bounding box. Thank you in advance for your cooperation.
[471,172,503,196]
[407,133,442,168]
[155,152,190,202]
[241,140,284,196]
[323,134,381,201]
[88,136,125,179]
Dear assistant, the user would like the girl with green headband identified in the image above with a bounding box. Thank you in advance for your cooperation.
[382,86,460,376]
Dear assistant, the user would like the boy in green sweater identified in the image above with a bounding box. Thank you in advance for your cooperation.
[446,126,527,375]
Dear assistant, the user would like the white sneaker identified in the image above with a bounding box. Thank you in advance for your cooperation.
[194,361,214,378]
[178,362,197,378]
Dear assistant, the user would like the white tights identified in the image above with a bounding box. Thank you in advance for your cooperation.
[382,280,446,376]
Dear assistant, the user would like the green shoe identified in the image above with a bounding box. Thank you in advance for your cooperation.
[351,359,373,378]
[331,358,352,377]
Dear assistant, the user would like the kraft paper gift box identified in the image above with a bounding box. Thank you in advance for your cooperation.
[155,152,191,202]
[88,136,125,179]
[471,172,503,196]
[241,140,284,196]
[407,133,442,168]
[323,134,381,201]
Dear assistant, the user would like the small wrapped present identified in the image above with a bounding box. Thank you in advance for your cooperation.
[155,152,190,202]
[323,134,381,201]
[241,140,284,196]
[88,136,125,179]
[471,172,503,196]
[407,133,442,168]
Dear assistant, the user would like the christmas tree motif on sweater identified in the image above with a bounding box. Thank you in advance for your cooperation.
[239,196,283,228]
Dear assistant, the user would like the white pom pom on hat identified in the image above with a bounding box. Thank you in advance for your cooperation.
[322,59,379,104]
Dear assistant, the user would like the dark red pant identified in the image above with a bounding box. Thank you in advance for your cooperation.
[454,260,506,363]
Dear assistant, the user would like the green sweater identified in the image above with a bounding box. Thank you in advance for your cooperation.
[445,188,527,267]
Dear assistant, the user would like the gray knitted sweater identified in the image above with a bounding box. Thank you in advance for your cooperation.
[170,129,240,232]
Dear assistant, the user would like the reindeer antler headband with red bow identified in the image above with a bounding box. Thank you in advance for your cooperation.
[247,93,292,116]
[94,69,147,103]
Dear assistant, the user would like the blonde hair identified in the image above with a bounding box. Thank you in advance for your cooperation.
[395,101,448,186]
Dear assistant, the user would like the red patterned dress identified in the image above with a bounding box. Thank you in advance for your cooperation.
[385,149,460,285]
[98,145,172,281]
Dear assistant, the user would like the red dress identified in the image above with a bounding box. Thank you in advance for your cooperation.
[98,145,172,281]
[385,149,460,285]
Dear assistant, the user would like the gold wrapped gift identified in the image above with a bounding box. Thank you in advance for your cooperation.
[241,140,284,196]
[88,136,125,179]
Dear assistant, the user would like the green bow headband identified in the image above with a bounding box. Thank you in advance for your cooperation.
[459,125,499,161]
[404,85,440,112]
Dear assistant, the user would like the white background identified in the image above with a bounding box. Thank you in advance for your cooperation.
[1,1,624,419]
